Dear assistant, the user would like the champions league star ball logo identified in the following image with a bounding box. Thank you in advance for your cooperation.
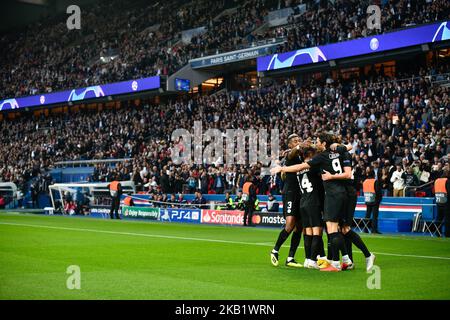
[0,98,19,111]
[370,38,379,51]
[432,21,450,42]
[68,86,105,101]
[131,81,138,91]
[40,95,46,104]
[266,47,327,70]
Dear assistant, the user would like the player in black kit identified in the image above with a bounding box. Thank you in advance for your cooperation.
[271,133,352,272]
[298,146,325,269]
[270,134,303,268]
[321,139,376,271]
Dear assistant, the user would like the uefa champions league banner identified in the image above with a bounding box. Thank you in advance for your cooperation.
[0,76,160,111]
[257,21,450,72]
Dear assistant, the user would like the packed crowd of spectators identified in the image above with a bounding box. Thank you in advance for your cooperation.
[1,63,449,198]
[2,0,449,100]
[268,0,450,53]
[0,0,237,98]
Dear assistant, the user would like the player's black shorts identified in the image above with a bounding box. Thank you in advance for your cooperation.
[283,191,301,219]
[341,187,357,226]
[323,192,347,222]
[300,205,322,228]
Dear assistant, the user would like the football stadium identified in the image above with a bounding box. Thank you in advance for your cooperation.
[0,0,450,306]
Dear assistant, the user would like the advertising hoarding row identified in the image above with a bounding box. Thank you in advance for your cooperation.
[114,207,286,228]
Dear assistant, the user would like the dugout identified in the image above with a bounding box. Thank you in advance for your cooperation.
[48,181,135,214]
[0,182,18,209]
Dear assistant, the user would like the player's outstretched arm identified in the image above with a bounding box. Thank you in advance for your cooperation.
[271,162,310,175]
[321,167,352,181]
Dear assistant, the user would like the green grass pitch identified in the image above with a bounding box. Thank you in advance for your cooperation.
[0,211,449,300]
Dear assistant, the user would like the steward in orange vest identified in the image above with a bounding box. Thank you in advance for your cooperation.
[108,180,122,220]
[242,176,257,226]
[434,178,448,205]
[123,196,134,207]
[109,181,120,197]
[363,170,382,233]
[363,178,376,205]
[435,172,450,237]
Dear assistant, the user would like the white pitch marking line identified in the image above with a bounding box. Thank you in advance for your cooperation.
[1,221,450,261]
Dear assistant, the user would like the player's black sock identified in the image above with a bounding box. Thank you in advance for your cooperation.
[338,232,348,256]
[289,230,301,258]
[303,234,312,259]
[326,235,332,260]
[330,232,348,261]
[318,236,325,257]
[347,230,371,258]
[328,232,340,261]
[274,229,290,252]
[344,233,353,261]
[311,235,322,261]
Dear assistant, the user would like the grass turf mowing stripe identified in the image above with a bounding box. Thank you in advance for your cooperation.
[1,221,449,261]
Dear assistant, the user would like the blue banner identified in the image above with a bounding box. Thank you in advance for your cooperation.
[160,208,202,223]
[0,76,160,111]
[257,21,450,72]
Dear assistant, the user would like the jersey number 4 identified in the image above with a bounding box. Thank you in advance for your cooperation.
[299,174,313,193]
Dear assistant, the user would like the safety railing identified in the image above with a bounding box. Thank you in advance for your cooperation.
[53,158,133,168]
[403,180,434,197]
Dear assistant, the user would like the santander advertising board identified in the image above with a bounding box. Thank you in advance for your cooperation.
[201,210,244,225]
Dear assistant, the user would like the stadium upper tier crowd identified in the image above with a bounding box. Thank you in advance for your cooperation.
[1,66,449,197]
[1,0,449,99]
